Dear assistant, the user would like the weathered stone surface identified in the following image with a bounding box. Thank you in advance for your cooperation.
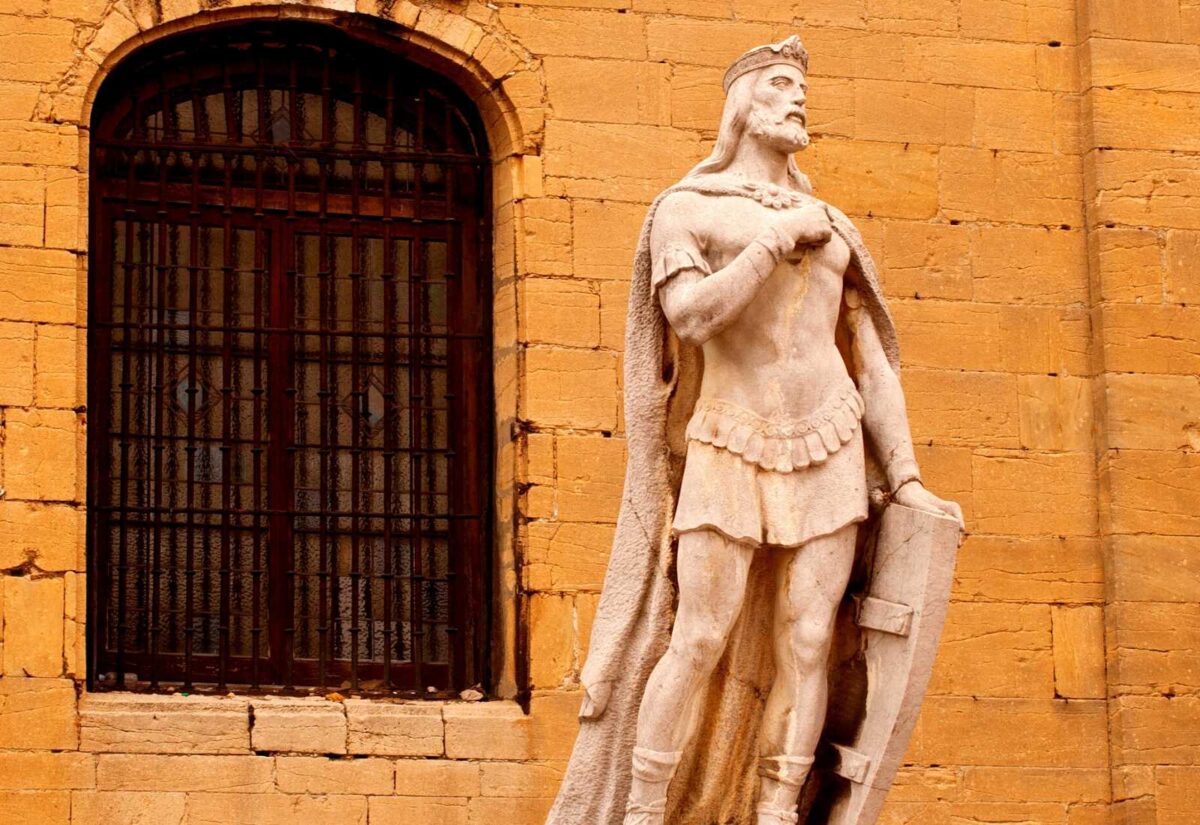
[972,452,1097,537]
[1017,375,1093,453]
[1113,695,1200,765]
[0,320,34,407]
[878,221,971,300]
[1157,767,1200,825]
[809,139,939,220]
[521,278,600,347]
[273,756,391,794]
[522,347,619,430]
[941,148,1083,226]
[0,752,94,790]
[553,434,625,523]
[1051,606,1107,700]
[250,698,347,755]
[183,792,367,825]
[393,759,480,798]
[1104,373,1200,452]
[344,701,443,757]
[444,702,531,760]
[3,409,80,502]
[902,369,1020,449]
[2,575,64,677]
[0,677,75,750]
[1108,603,1200,697]
[929,603,1054,699]
[72,791,186,825]
[80,695,249,754]
[97,754,272,793]
[953,536,1103,605]
[0,791,70,825]
[573,199,647,281]
[1111,536,1200,603]
[525,521,613,592]
[908,697,1108,768]
[529,593,576,688]
[1107,450,1200,536]
[369,796,468,825]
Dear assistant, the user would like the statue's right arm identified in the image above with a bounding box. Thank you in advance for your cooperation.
[653,194,793,346]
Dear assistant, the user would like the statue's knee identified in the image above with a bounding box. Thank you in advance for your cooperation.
[784,617,835,672]
[670,623,729,672]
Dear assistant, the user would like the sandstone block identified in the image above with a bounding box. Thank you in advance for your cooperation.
[518,198,571,276]
[1017,375,1093,453]
[1087,0,1182,40]
[902,368,1020,449]
[889,300,1002,372]
[668,64,725,131]
[1113,695,1200,765]
[543,57,668,125]
[953,535,1103,605]
[369,796,467,825]
[1093,88,1200,153]
[1088,38,1200,94]
[809,139,938,220]
[480,760,566,798]
[1108,602,1200,697]
[344,700,443,756]
[878,220,971,301]
[0,752,94,790]
[929,602,1054,699]
[1110,535,1200,603]
[1051,606,1106,700]
[525,521,613,592]
[393,759,480,797]
[2,574,64,677]
[999,304,1090,375]
[444,702,532,760]
[0,791,70,825]
[0,164,44,247]
[468,796,557,824]
[573,199,646,281]
[907,37,1039,91]
[527,690,581,760]
[251,698,347,754]
[521,279,600,348]
[522,347,619,430]
[972,451,1097,537]
[960,0,1077,42]
[1105,373,1200,452]
[529,593,575,688]
[554,434,626,523]
[1166,229,1200,304]
[0,321,34,406]
[1107,450,1200,536]
[97,754,272,793]
[737,0,868,27]
[80,694,249,754]
[72,791,185,825]
[0,502,82,572]
[0,247,77,325]
[854,80,972,146]
[44,169,79,252]
[599,281,629,350]
[1157,767,1200,825]
[498,7,645,59]
[543,121,702,202]
[0,677,76,749]
[973,88,1058,153]
[961,766,1108,803]
[940,147,1082,226]
[183,792,367,825]
[1100,304,1200,375]
[866,0,958,35]
[913,444,975,528]
[645,18,774,67]
[34,323,78,408]
[1093,227,1162,304]
[908,697,1108,768]
[0,121,77,168]
[972,225,1087,305]
[3,408,80,502]
[275,756,393,795]
[1092,149,1200,229]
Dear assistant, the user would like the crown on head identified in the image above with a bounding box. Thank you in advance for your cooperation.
[721,35,810,93]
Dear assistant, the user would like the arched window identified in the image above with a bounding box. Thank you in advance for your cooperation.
[87,22,492,696]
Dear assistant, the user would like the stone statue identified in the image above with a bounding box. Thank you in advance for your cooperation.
[546,36,965,825]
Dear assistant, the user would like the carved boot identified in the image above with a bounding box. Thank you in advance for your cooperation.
[623,746,682,825]
[755,755,814,825]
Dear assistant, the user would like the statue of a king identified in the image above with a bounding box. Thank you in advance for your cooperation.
[545,35,965,825]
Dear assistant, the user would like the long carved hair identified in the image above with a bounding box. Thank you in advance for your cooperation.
[685,68,814,193]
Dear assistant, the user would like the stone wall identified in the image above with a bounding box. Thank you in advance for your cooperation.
[0,0,1196,822]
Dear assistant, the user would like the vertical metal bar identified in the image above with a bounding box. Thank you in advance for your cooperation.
[381,69,396,688]
[218,139,235,690]
[114,168,137,688]
[316,50,334,689]
[347,61,365,691]
[250,47,269,688]
[408,234,425,689]
[183,149,201,691]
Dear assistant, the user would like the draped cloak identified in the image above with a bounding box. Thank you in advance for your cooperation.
[544,174,901,825]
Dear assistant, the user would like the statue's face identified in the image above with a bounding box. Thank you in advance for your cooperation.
[746,64,810,153]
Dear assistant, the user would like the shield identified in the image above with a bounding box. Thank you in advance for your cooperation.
[802,502,963,824]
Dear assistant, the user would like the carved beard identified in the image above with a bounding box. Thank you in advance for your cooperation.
[747,108,810,153]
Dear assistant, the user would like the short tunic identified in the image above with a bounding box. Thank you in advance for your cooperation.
[672,383,870,548]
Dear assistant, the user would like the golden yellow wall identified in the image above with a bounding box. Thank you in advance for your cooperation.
[0,0,1196,822]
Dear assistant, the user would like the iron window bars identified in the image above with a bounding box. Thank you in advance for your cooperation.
[87,22,492,697]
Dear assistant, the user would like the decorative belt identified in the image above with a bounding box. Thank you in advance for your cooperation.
[686,383,865,473]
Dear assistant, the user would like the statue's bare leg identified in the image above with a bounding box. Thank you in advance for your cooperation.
[624,528,754,824]
[756,522,858,824]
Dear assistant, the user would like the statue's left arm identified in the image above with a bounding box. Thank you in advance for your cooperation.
[845,283,965,527]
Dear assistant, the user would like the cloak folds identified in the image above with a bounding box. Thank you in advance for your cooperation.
[544,175,901,825]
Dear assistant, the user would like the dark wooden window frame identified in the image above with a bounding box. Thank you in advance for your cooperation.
[86,21,493,698]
